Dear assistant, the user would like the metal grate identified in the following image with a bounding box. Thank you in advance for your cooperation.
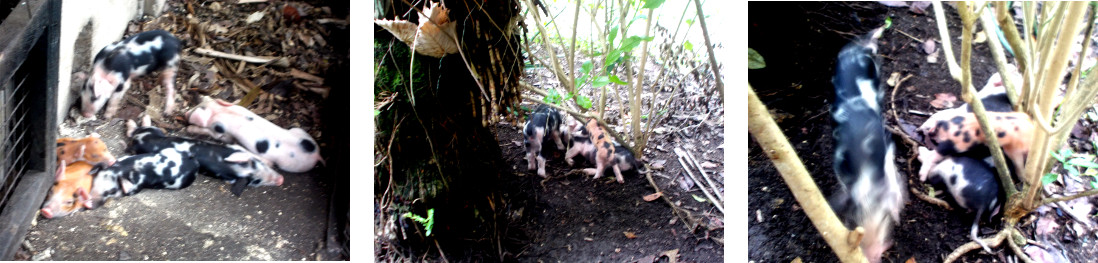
[0,0,60,260]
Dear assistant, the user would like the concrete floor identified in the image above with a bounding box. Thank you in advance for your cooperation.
[20,106,338,260]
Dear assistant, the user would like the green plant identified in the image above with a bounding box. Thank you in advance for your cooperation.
[1045,148,1098,188]
[402,208,436,236]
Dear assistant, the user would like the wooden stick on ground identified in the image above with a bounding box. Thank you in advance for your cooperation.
[675,147,724,204]
[675,154,723,215]
[192,48,290,67]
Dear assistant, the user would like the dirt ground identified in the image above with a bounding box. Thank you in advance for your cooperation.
[749,2,1098,262]
[13,0,348,260]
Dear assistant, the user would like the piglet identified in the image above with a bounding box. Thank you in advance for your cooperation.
[564,118,623,183]
[523,104,564,177]
[57,134,116,166]
[829,27,906,263]
[185,96,323,173]
[40,160,96,219]
[126,115,283,197]
[81,29,181,119]
[87,147,200,208]
[918,147,1002,253]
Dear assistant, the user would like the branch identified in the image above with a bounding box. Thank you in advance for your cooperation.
[957,2,1019,198]
[192,48,289,67]
[693,0,723,104]
[977,7,1019,109]
[933,2,962,82]
[1040,189,1098,206]
[748,85,866,263]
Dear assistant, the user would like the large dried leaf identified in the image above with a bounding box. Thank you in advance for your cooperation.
[374,1,458,58]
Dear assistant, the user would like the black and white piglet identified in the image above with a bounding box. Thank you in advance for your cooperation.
[829,27,906,263]
[87,147,200,208]
[81,29,181,119]
[127,116,284,197]
[917,147,1002,253]
[523,104,565,177]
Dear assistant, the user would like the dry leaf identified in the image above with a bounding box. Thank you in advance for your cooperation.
[904,256,917,263]
[643,192,662,202]
[974,31,987,43]
[887,72,902,87]
[1035,214,1060,237]
[374,1,458,58]
[700,161,719,169]
[659,249,679,263]
[929,93,957,109]
[246,11,265,24]
[791,257,803,263]
[623,231,636,239]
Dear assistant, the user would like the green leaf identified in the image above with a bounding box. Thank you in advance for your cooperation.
[685,19,694,26]
[1068,157,1098,169]
[1091,180,1098,189]
[1042,173,1059,186]
[374,109,381,116]
[884,16,893,29]
[621,36,645,52]
[593,76,611,88]
[609,75,628,85]
[684,40,693,51]
[1051,149,1067,163]
[1067,165,1080,176]
[581,60,594,74]
[424,208,435,236]
[577,95,592,110]
[609,26,620,45]
[749,48,766,69]
[691,194,707,202]
[642,0,665,9]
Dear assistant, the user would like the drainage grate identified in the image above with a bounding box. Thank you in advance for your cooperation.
[0,0,60,260]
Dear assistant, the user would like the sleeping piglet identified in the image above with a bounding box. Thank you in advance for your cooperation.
[127,115,283,197]
[56,134,116,166]
[185,96,323,173]
[87,147,200,208]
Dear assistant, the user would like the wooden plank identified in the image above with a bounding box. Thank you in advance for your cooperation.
[0,0,47,88]
[0,171,52,260]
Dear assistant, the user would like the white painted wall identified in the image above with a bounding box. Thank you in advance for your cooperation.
[56,0,165,125]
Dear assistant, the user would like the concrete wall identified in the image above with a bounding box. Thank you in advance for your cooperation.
[56,0,165,125]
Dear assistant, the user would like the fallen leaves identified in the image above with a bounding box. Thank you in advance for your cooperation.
[374,1,458,58]
[623,231,637,239]
[643,192,663,202]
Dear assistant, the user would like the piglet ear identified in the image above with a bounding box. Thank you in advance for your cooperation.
[77,145,87,161]
[215,99,234,107]
[224,152,252,163]
[55,160,67,181]
[76,188,91,203]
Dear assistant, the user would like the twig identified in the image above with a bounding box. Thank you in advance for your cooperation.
[675,155,722,214]
[290,68,324,83]
[1040,189,1098,206]
[236,0,267,3]
[692,0,723,104]
[676,147,723,204]
[909,185,953,210]
[192,48,290,67]
[895,29,924,43]
[643,166,699,230]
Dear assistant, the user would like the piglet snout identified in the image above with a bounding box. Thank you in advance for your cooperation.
[40,208,53,219]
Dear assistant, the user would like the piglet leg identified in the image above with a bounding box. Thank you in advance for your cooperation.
[971,210,992,253]
[536,155,547,178]
[564,146,581,166]
[611,163,624,183]
[161,67,178,115]
[102,80,132,119]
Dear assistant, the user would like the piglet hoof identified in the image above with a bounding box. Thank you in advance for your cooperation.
[537,169,547,178]
[125,120,137,137]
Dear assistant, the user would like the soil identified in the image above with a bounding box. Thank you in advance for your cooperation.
[748,2,1097,262]
[491,117,724,262]
[14,0,348,260]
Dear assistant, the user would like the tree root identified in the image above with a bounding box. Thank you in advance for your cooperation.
[943,228,1035,263]
[909,185,952,210]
